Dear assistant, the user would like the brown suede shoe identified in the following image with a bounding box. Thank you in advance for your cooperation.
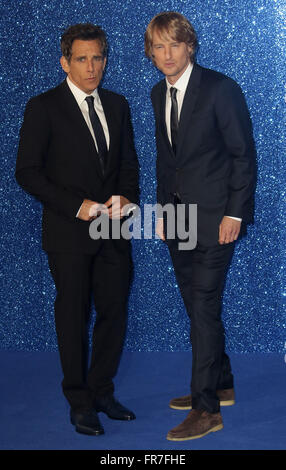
[167,409,223,441]
[169,388,235,410]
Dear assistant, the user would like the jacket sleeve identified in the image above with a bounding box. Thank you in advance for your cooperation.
[117,98,139,205]
[215,78,256,222]
[15,97,83,220]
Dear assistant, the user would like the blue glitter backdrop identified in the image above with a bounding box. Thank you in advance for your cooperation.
[0,0,285,352]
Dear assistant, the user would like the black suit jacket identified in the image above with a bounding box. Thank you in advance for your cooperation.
[151,63,256,246]
[16,80,139,253]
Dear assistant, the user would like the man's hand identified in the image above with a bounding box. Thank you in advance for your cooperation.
[104,195,131,219]
[77,199,101,221]
[219,216,241,244]
[156,218,165,241]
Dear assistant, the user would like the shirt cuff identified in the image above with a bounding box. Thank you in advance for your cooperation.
[225,215,242,222]
[126,205,137,216]
[76,203,83,218]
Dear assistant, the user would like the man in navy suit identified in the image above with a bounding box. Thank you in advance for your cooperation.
[16,23,139,436]
[145,12,255,440]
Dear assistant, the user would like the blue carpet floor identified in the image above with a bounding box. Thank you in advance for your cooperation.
[0,351,285,450]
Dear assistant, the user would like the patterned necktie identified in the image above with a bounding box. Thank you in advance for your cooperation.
[85,95,107,175]
[170,87,178,154]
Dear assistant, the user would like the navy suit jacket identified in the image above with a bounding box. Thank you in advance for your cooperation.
[151,63,256,246]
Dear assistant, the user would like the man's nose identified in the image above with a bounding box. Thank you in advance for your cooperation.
[165,47,172,59]
[87,59,95,72]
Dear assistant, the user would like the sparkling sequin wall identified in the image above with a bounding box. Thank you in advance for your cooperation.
[0,0,285,352]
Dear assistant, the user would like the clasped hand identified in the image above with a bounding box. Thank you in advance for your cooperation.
[77,196,130,221]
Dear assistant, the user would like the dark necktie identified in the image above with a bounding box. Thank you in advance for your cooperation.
[85,95,107,175]
[170,87,178,154]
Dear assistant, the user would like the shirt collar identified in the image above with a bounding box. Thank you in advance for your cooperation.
[66,77,99,106]
[165,62,193,93]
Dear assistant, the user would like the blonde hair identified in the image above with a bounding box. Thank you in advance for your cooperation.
[144,12,198,63]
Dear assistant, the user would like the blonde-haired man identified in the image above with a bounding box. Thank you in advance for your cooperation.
[145,12,255,441]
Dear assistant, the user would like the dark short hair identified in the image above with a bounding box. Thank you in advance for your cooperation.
[61,23,108,62]
[144,12,198,64]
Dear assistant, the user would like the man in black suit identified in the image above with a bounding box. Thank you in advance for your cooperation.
[16,23,139,436]
[145,12,256,440]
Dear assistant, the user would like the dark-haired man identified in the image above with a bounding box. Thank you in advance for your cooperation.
[16,23,139,435]
[145,12,256,440]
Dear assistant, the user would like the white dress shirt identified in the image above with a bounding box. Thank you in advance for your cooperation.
[66,77,110,217]
[67,78,135,218]
[66,77,110,151]
[164,64,241,223]
[165,62,193,145]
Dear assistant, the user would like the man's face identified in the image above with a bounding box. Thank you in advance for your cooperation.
[151,29,192,85]
[60,39,106,94]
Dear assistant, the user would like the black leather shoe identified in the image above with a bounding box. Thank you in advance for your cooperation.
[94,395,136,421]
[70,408,104,435]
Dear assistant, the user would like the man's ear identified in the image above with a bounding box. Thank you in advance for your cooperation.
[187,45,193,58]
[60,56,70,74]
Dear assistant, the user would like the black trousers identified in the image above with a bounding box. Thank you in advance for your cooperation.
[48,240,131,411]
[167,233,235,413]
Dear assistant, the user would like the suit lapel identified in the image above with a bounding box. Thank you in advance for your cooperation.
[176,63,202,157]
[157,80,174,156]
[58,81,105,180]
[155,64,202,159]
[97,88,115,176]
